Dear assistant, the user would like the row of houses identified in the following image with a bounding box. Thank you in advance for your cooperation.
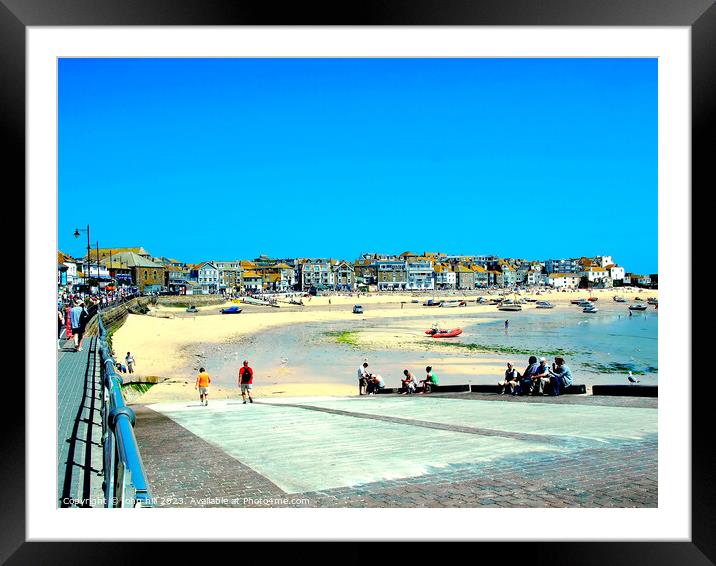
[58,247,656,294]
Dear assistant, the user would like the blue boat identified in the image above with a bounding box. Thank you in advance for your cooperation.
[220,306,242,314]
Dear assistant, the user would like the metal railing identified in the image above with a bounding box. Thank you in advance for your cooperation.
[97,313,152,507]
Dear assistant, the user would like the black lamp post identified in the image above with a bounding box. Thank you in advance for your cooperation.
[73,225,91,288]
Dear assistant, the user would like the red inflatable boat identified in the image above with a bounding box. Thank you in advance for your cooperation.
[425,328,463,338]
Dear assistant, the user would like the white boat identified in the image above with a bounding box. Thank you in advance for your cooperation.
[613,296,626,303]
[629,303,648,311]
[583,305,598,313]
[647,298,658,305]
[535,301,554,309]
[498,304,522,311]
[440,300,460,308]
[576,300,591,308]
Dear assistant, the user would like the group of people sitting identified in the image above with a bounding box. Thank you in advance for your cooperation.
[357,363,440,395]
[497,356,573,396]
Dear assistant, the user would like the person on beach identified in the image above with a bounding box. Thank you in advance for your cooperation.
[125,352,135,374]
[420,366,439,394]
[400,369,417,394]
[549,357,573,396]
[504,320,509,330]
[239,360,254,404]
[532,357,552,395]
[497,362,520,395]
[195,367,211,406]
[519,356,540,395]
[357,362,370,395]
[367,373,385,394]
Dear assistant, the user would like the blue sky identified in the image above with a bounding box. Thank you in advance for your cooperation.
[58,58,657,273]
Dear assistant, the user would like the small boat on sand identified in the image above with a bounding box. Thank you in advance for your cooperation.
[647,298,658,305]
[423,299,442,307]
[498,304,522,311]
[220,306,242,314]
[428,328,463,338]
[583,305,599,313]
[629,304,648,311]
[588,297,598,302]
[536,301,554,309]
[613,296,626,302]
[571,299,584,305]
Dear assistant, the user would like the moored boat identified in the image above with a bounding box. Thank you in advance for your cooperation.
[647,298,658,305]
[430,328,463,338]
[535,301,554,309]
[629,303,648,311]
[583,305,598,313]
[613,296,626,302]
[220,306,242,314]
[498,304,522,311]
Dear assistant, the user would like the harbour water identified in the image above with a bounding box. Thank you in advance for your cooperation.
[204,301,658,389]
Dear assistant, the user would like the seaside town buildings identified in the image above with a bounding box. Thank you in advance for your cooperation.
[57,246,656,295]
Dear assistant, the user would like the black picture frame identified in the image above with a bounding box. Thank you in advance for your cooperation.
[6,0,711,563]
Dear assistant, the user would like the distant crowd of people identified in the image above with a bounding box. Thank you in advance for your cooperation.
[497,356,573,396]
[57,288,139,352]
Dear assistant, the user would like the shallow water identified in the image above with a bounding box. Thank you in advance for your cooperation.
[203,301,657,389]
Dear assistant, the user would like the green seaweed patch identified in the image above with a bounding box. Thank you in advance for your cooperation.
[428,341,577,357]
[122,382,156,394]
[581,361,658,375]
[323,330,360,347]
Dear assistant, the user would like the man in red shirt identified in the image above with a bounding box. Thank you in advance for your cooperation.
[238,360,254,404]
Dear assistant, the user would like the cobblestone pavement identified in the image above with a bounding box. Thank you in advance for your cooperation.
[134,395,657,508]
[57,337,105,507]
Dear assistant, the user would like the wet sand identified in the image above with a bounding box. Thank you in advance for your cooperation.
[113,287,658,401]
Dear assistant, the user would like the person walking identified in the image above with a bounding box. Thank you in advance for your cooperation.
[195,367,211,406]
[57,306,66,351]
[69,300,89,352]
[239,360,254,404]
[125,352,135,374]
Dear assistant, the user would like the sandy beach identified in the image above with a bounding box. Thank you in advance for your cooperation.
[113,287,658,402]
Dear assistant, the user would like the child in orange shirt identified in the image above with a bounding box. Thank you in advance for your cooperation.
[195,367,211,406]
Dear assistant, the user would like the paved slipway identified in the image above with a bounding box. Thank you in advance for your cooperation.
[133,393,657,508]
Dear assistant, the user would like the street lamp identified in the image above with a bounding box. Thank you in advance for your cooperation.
[73,225,91,289]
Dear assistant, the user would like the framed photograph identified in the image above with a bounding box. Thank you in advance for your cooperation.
[8,0,711,562]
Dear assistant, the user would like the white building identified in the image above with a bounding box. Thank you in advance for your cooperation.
[579,266,612,287]
[194,261,220,294]
[301,259,334,290]
[547,273,581,289]
[433,265,456,289]
[595,256,614,268]
[606,265,625,281]
[406,258,435,290]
